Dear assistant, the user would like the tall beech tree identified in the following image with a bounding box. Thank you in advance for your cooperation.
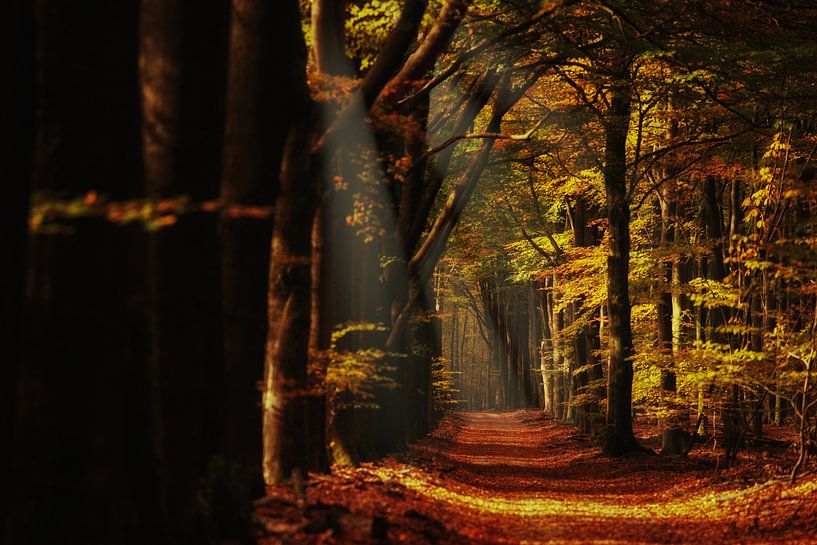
[218,0,304,532]
[270,0,506,468]
[601,74,642,456]
[261,0,431,484]
[139,0,231,540]
[8,2,144,543]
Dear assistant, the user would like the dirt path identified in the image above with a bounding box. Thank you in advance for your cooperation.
[256,411,817,545]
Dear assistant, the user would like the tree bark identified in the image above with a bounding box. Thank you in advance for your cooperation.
[540,281,554,415]
[219,0,304,533]
[312,0,349,75]
[658,187,687,454]
[139,1,230,539]
[551,276,565,421]
[261,7,313,484]
[1,0,34,536]
[9,2,144,543]
[602,78,643,457]
[703,176,742,460]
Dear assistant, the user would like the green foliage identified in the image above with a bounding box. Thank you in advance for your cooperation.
[432,357,460,411]
[346,1,401,70]
[28,191,203,232]
[317,322,401,410]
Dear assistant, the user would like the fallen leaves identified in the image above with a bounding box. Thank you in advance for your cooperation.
[255,411,817,544]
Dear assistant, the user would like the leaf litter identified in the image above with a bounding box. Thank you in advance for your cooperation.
[255,411,817,544]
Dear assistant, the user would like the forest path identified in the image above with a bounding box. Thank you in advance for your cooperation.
[257,410,817,545]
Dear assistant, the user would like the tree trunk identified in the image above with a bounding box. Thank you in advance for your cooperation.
[9,2,144,543]
[551,277,565,421]
[586,307,605,435]
[311,0,349,75]
[261,17,313,483]
[529,283,545,408]
[306,208,332,474]
[1,0,34,536]
[139,1,230,539]
[567,198,594,430]
[219,0,302,532]
[658,189,687,454]
[703,176,742,460]
[518,291,533,407]
[540,281,554,414]
[602,79,643,457]
[496,281,510,409]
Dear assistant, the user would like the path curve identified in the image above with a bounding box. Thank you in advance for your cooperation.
[378,411,817,544]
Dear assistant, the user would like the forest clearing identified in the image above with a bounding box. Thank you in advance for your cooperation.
[5,1,817,544]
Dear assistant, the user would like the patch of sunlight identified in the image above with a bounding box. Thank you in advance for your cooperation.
[445,454,560,467]
[369,465,815,521]
[782,478,817,498]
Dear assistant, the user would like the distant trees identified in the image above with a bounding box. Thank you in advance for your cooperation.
[435,0,817,473]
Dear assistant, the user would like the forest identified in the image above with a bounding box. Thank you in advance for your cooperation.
[3,0,817,544]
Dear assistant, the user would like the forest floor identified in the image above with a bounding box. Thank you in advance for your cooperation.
[255,411,817,545]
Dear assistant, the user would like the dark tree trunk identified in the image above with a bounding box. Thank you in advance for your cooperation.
[528,283,545,408]
[311,0,385,462]
[218,0,301,535]
[602,79,643,457]
[459,311,470,403]
[262,116,317,484]
[567,197,596,431]
[703,176,742,460]
[260,2,313,483]
[503,296,520,409]
[307,208,331,473]
[311,0,349,75]
[570,301,589,428]
[658,189,687,454]
[1,0,34,536]
[517,292,534,407]
[490,280,507,408]
[139,0,230,540]
[586,306,605,435]
[479,278,496,409]
[703,177,726,282]
[8,2,144,543]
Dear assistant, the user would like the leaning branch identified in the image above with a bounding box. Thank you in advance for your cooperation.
[379,0,472,102]
[398,0,575,107]
[312,0,428,155]
[501,196,557,265]
[412,115,547,169]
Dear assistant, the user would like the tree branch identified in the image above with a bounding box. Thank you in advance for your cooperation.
[411,115,547,170]
[378,0,471,104]
[398,0,575,107]
[360,0,428,109]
